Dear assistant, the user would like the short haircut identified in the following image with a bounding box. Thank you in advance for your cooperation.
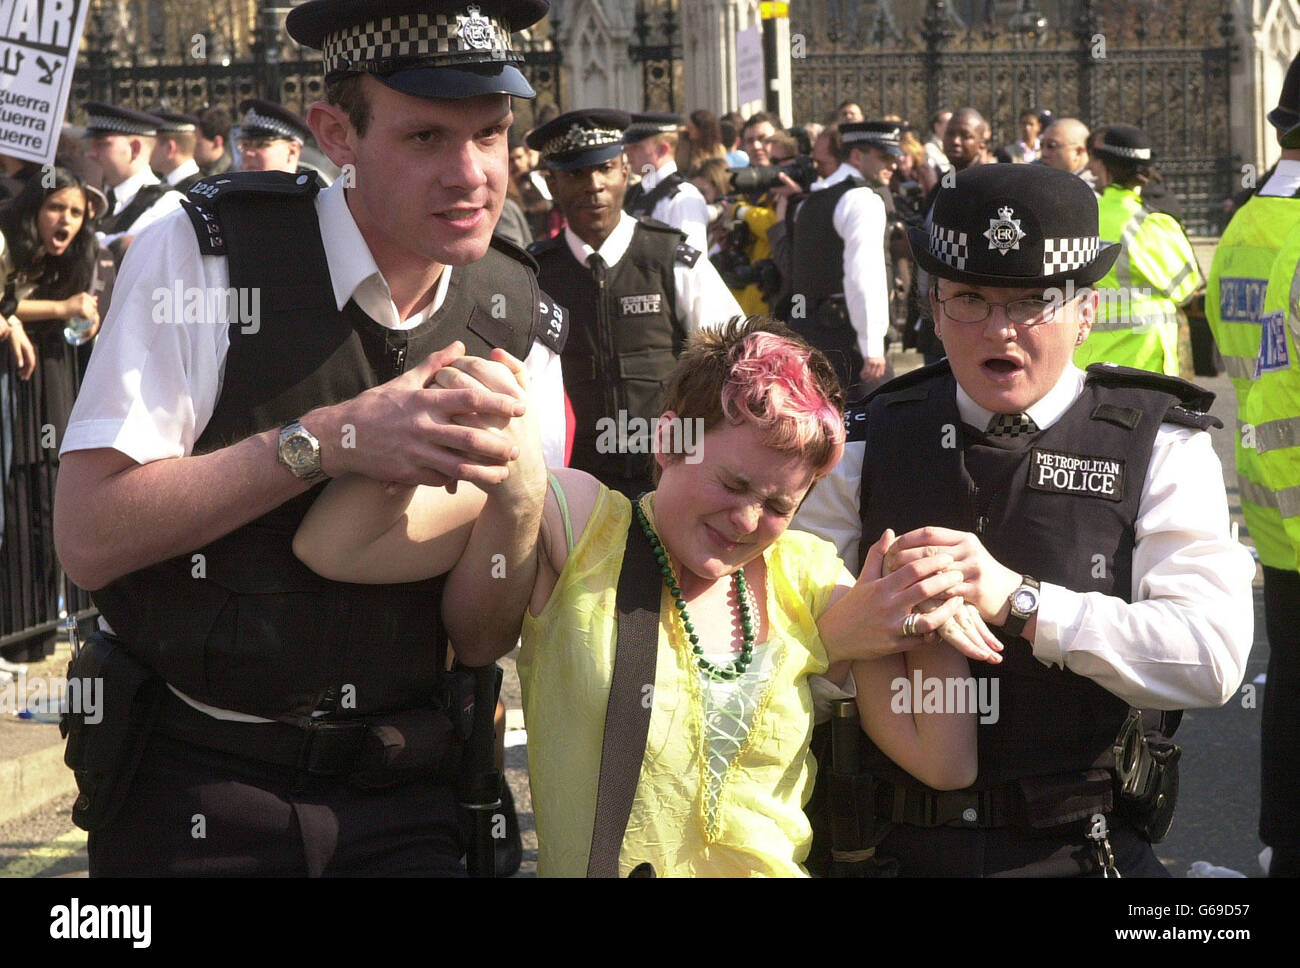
[325,74,371,136]
[159,131,196,155]
[743,111,780,133]
[819,126,849,162]
[198,106,232,141]
[719,119,738,149]
[764,131,798,160]
[656,316,846,482]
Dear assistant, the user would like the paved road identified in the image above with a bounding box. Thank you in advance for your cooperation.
[0,359,1274,879]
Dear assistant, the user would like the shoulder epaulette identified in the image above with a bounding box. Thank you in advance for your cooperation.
[635,216,681,235]
[531,289,569,355]
[844,401,870,442]
[1084,362,1221,430]
[181,171,320,256]
[863,358,952,406]
[488,233,539,273]
[526,233,566,259]
[674,241,700,267]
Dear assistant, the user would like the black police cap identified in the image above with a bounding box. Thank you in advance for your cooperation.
[82,103,161,137]
[286,0,548,100]
[907,163,1119,288]
[237,99,312,144]
[841,120,903,157]
[528,109,631,170]
[1091,124,1154,163]
[150,111,201,133]
[623,112,683,144]
[1269,51,1300,148]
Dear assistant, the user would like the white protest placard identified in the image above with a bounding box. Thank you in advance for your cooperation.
[0,0,92,166]
[736,26,764,110]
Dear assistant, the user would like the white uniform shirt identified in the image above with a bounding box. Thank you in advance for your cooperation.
[97,168,184,248]
[561,210,743,333]
[163,159,201,188]
[792,365,1256,710]
[634,160,710,255]
[1256,158,1300,198]
[801,162,890,361]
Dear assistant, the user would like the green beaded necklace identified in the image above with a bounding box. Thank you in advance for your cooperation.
[633,496,755,681]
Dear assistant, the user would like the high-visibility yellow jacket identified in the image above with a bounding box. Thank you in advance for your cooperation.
[1245,220,1300,572]
[1075,185,1203,376]
[1204,192,1300,568]
[733,201,779,315]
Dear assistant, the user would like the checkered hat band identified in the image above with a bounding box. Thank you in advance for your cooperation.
[1101,144,1151,159]
[241,109,303,143]
[86,114,155,135]
[544,125,625,159]
[1042,236,1100,274]
[842,132,899,146]
[929,223,969,271]
[322,11,518,76]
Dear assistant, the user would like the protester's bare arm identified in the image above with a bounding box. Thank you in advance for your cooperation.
[55,342,527,590]
[854,641,978,790]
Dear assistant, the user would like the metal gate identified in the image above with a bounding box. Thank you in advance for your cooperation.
[790,0,1236,235]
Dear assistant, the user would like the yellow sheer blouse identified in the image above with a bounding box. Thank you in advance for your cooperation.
[519,480,845,877]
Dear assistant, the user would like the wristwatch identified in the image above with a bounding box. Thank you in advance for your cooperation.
[1002,575,1040,639]
[277,420,327,483]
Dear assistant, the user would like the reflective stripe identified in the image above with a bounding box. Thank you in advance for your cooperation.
[1112,208,1149,291]
[1238,475,1280,509]
[1167,262,1193,295]
[1290,257,1300,341]
[1257,416,1300,453]
[1278,484,1300,519]
[1223,354,1258,380]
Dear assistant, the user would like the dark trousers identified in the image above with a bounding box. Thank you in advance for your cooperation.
[874,819,1170,877]
[88,732,467,877]
[1261,566,1300,856]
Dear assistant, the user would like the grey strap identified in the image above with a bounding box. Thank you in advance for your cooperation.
[586,511,661,877]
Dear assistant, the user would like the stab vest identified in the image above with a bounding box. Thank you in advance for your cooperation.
[100,182,176,236]
[624,171,685,219]
[853,361,1219,824]
[92,171,565,723]
[789,176,865,320]
[530,219,688,484]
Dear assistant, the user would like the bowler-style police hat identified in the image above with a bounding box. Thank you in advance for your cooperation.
[1091,124,1154,164]
[841,120,903,158]
[286,0,548,100]
[237,99,312,144]
[623,112,683,145]
[907,163,1119,288]
[82,103,161,138]
[1269,52,1300,148]
[528,109,631,170]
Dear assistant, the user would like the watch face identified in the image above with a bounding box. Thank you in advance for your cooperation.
[286,434,314,467]
[1013,588,1039,614]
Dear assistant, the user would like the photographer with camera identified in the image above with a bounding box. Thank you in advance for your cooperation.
[772,122,892,398]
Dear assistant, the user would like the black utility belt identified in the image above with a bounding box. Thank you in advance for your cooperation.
[873,779,1023,830]
[156,687,464,790]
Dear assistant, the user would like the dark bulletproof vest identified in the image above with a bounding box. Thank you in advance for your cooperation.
[624,171,684,219]
[532,221,684,484]
[790,176,863,315]
[92,172,543,722]
[100,182,176,236]
[854,362,1209,822]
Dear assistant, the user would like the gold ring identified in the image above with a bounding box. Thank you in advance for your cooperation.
[902,612,919,637]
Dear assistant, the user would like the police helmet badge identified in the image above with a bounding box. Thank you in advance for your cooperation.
[459,5,496,51]
[984,205,1026,256]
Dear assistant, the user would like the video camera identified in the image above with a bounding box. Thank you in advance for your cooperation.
[730,155,819,196]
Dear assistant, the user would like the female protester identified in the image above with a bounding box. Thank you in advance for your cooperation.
[294,318,1002,876]
[681,109,727,174]
[0,165,113,625]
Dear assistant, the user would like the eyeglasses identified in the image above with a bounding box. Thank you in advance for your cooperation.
[933,289,1059,325]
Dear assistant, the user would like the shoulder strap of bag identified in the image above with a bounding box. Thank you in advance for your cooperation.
[587,510,661,877]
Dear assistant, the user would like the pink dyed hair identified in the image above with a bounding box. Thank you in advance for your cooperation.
[658,316,846,479]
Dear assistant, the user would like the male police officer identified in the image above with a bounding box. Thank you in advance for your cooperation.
[82,103,184,258]
[622,112,710,254]
[234,98,313,174]
[781,119,890,397]
[149,111,205,193]
[794,163,1254,876]
[527,109,741,497]
[55,0,566,876]
[1205,60,1300,874]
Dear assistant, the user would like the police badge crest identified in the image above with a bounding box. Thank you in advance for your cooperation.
[458,4,496,50]
[984,205,1027,255]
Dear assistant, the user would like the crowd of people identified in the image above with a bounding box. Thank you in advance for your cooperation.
[0,0,1294,880]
